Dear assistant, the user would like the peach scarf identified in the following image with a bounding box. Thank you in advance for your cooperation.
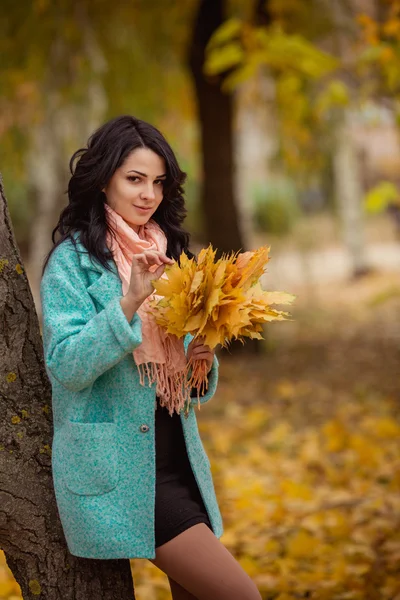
[105,204,189,416]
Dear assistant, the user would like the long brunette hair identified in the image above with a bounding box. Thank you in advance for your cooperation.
[42,115,194,274]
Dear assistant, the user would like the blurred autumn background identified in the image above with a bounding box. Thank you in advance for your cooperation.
[1,0,400,598]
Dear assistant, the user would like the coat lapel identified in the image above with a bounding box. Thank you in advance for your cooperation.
[73,235,123,310]
[86,267,122,310]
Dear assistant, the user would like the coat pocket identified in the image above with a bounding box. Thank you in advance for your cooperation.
[60,421,119,496]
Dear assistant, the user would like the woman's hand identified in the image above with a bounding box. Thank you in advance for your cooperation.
[187,336,215,374]
[125,250,174,307]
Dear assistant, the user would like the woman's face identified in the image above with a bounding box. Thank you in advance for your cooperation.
[103,147,166,232]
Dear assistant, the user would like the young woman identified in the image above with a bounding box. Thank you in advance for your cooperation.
[40,115,261,600]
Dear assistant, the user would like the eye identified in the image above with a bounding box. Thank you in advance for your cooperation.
[155,179,165,186]
[127,175,140,183]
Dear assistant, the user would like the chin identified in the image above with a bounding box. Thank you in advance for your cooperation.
[127,215,150,230]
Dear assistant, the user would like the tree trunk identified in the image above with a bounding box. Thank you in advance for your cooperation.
[25,117,65,319]
[330,1,370,279]
[188,0,244,256]
[333,112,370,278]
[0,176,136,599]
[188,0,265,355]
[234,0,276,251]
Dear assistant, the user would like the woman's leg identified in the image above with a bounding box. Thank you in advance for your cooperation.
[150,523,262,600]
[167,576,198,600]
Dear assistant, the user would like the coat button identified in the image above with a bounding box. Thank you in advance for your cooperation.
[140,424,149,433]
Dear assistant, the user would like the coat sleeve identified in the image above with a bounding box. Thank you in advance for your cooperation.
[40,241,143,393]
[184,334,219,406]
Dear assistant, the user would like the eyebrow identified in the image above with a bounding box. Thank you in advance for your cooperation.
[127,170,167,178]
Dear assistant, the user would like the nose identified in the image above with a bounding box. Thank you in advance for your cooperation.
[142,182,156,201]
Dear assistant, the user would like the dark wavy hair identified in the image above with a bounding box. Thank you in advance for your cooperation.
[42,115,195,274]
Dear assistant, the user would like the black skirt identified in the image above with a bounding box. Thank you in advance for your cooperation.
[154,396,212,548]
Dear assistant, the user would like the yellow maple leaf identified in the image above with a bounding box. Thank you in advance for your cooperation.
[149,244,296,401]
[235,245,271,290]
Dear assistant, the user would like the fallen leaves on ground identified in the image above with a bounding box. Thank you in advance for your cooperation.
[199,382,400,599]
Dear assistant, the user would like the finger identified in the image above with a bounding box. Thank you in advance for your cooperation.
[133,253,149,265]
[198,343,211,351]
[192,337,208,348]
[142,251,163,265]
[192,344,213,354]
[191,351,214,361]
[144,250,174,264]
[148,254,173,267]
[159,255,174,265]
[144,250,165,256]
[152,264,166,278]
[189,345,203,355]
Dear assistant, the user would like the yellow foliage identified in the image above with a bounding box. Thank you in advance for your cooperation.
[275,380,296,399]
[322,419,349,452]
[150,244,295,350]
[383,17,400,38]
[265,538,281,554]
[286,530,320,558]
[358,13,380,46]
[245,406,270,429]
[280,480,313,501]
[375,417,400,438]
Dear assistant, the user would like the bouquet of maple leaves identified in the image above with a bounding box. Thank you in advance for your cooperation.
[149,244,295,416]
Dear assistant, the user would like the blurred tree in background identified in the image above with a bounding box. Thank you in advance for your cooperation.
[204,0,382,277]
[357,0,400,236]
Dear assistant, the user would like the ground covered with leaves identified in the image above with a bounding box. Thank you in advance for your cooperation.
[1,271,400,599]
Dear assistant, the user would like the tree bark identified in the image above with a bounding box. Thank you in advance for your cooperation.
[333,112,370,278]
[330,1,370,278]
[188,0,244,257]
[0,176,135,599]
[234,0,276,255]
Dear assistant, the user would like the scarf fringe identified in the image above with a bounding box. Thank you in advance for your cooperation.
[137,358,210,417]
[137,361,190,417]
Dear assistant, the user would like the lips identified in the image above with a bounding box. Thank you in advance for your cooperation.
[134,205,152,212]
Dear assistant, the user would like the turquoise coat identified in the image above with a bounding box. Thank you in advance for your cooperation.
[40,234,223,559]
